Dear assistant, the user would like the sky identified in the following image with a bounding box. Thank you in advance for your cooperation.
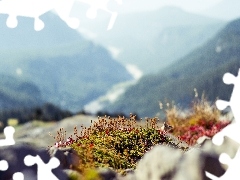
[0,0,232,31]
[114,0,223,14]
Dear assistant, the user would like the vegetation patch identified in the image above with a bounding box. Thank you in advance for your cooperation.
[49,114,189,174]
[163,94,231,145]
[49,95,231,178]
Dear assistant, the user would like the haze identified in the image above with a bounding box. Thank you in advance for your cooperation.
[115,0,222,14]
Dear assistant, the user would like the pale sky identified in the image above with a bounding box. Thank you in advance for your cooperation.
[0,0,227,31]
[116,0,223,14]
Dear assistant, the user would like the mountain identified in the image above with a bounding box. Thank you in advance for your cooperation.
[0,12,133,112]
[0,74,43,109]
[103,18,240,118]
[76,6,225,74]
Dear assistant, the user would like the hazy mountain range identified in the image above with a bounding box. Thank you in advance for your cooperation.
[0,12,132,112]
[1,3,240,117]
[77,6,226,74]
[103,18,240,118]
[202,0,240,20]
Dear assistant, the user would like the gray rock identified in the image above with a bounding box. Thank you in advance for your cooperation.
[201,136,240,160]
[173,149,225,180]
[48,146,80,170]
[0,144,67,180]
[122,168,135,175]
[97,167,118,180]
[196,136,211,145]
[63,169,82,180]
[134,145,183,180]
[118,173,137,180]
[124,142,230,180]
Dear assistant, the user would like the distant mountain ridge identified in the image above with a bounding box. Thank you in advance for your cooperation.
[0,74,43,109]
[0,12,132,112]
[0,12,84,50]
[77,6,226,74]
[104,18,240,118]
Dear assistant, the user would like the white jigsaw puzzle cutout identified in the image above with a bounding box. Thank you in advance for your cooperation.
[0,125,60,179]
[0,126,15,146]
[0,160,8,171]
[0,0,121,31]
[0,1,121,179]
[0,126,24,180]
[206,68,240,179]
[77,0,122,30]
[24,155,60,180]
[0,160,24,180]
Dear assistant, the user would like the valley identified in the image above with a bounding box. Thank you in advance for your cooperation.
[0,2,239,124]
[104,18,240,117]
[0,12,132,113]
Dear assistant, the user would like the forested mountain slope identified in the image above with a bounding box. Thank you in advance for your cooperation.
[78,6,225,74]
[0,12,132,112]
[105,18,240,118]
[0,74,43,109]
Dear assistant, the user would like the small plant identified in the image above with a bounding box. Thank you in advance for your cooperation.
[81,168,102,180]
[162,92,231,145]
[178,120,230,145]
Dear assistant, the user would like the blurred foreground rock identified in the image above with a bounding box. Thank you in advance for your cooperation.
[0,143,68,180]
[0,134,239,180]
[0,113,239,180]
[119,135,240,180]
[48,146,80,170]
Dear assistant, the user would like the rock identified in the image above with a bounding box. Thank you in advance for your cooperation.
[121,168,135,176]
[201,136,240,161]
[63,169,82,180]
[124,143,227,180]
[97,167,118,180]
[48,146,80,170]
[196,136,211,145]
[134,145,183,180]
[173,149,225,180]
[0,143,67,180]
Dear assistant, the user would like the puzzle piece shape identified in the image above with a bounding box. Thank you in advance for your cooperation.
[0,0,79,31]
[24,155,60,180]
[0,160,8,171]
[0,126,15,146]
[213,69,240,146]
[0,0,57,31]
[216,68,240,122]
[201,135,240,178]
[77,0,122,30]
[212,122,240,146]
[0,0,121,31]
[0,127,24,180]
[12,172,24,180]
[205,68,240,179]
[53,0,80,29]
[0,159,24,180]
[206,147,240,180]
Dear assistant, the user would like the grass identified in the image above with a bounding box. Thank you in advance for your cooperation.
[48,95,231,179]
[163,94,230,145]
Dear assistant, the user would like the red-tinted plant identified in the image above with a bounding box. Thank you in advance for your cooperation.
[179,120,230,145]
